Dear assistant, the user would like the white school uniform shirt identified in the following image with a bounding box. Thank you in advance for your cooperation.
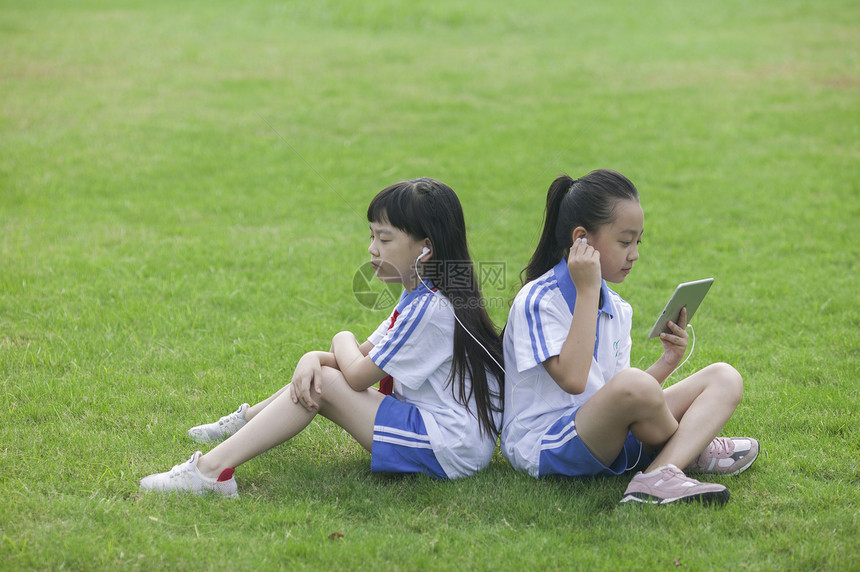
[501,259,633,476]
[367,281,501,479]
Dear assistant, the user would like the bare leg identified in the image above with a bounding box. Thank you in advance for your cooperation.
[574,369,680,467]
[195,367,384,479]
[647,362,743,472]
[244,385,290,421]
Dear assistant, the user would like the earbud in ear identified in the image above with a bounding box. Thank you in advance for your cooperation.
[579,237,588,244]
[421,247,431,256]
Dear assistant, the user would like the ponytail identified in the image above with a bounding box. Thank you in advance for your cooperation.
[521,175,576,284]
[521,169,639,285]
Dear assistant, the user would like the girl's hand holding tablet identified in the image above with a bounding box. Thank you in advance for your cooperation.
[657,306,689,370]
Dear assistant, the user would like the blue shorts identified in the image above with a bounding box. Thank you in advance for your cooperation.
[538,407,652,478]
[370,396,447,480]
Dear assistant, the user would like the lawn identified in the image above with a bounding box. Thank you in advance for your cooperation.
[1,0,858,569]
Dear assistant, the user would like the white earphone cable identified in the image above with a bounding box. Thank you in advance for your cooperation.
[661,323,695,389]
[629,324,696,470]
[414,254,506,375]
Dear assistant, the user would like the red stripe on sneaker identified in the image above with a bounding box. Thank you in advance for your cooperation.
[217,468,235,482]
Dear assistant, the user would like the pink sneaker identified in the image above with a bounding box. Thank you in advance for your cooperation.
[620,464,729,505]
[685,437,759,476]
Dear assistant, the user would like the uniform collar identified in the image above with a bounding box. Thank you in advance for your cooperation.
[396,279,435,313]
[552,259,614,318]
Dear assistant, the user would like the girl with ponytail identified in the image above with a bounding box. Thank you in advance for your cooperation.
[502,169,758,505]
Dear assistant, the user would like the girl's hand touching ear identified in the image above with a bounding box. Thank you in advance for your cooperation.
[567,238,602,293]
[659,306,689,368]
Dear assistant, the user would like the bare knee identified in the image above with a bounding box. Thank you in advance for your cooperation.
[704,362,743,406]
[316,366,370,411]
[314,366,345,402]
[606,368,665,413]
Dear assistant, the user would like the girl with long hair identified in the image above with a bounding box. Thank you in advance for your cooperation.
[140,178,504,496]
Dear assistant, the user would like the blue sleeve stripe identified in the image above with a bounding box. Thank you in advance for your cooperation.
[374,293,435,370]
[523,277,555,366]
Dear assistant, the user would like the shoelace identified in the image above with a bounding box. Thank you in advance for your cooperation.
[660,465,691,482]
[168,457,195,480]
[218,408,243,429]
[707,438,731,458]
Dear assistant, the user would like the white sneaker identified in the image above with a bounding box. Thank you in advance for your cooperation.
[139,451,238,498]
[187,403,249,444]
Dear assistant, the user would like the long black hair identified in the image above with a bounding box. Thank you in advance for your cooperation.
[367,178,504,437]
[522,169,640,284]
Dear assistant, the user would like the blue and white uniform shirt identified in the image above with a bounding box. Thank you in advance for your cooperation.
[367,282,501,479]
[501,259,633,476]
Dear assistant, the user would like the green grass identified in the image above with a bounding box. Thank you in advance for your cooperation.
[2,0,859,569]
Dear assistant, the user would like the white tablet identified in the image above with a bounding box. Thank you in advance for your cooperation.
[647,278,714,339]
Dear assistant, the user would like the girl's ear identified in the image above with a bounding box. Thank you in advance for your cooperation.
[421,238,433,261]
[571,226,588,244]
